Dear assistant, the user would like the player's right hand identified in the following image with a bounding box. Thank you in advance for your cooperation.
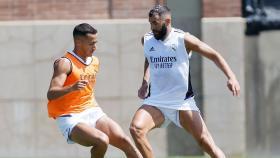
[138,83,148,99]
[227,78,240,96]
[71,80,88,91]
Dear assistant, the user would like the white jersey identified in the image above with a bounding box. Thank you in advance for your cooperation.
[143,28,197,110]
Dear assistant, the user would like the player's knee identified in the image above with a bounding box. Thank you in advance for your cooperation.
[95,133,109,149]
[129,123,146,139]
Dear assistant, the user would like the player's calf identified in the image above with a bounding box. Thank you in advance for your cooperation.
[195,133,225,158]
[117,135,143,158]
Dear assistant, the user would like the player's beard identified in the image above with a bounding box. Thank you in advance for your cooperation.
[153,23,167,40]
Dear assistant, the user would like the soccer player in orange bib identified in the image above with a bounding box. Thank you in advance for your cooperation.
[47,23,142,158]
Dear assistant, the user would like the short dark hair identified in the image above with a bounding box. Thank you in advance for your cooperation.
[73,23,97,38]
[149,5,170,18]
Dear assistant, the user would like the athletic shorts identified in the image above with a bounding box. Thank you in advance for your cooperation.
[55,107,106,144]
[144,99,200,128]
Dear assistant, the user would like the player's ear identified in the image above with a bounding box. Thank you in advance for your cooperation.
[74,36,83,47]
[165,17,171,25]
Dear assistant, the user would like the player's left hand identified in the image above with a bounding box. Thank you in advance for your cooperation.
[227,78,240,96]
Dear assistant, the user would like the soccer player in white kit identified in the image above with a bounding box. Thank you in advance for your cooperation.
[129,5,240,158]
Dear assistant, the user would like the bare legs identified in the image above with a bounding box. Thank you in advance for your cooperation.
[70,116,142,158]
[179,110,226,158]
[130,105,226,158]
[129,105,164,158]
[71,123,109,158]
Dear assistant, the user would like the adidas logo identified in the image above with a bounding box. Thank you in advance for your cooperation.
[149,47,155,52]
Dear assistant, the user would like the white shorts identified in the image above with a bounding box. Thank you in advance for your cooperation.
[145,103,200,128]
[144,96,199,111]
[56,107,106,144]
